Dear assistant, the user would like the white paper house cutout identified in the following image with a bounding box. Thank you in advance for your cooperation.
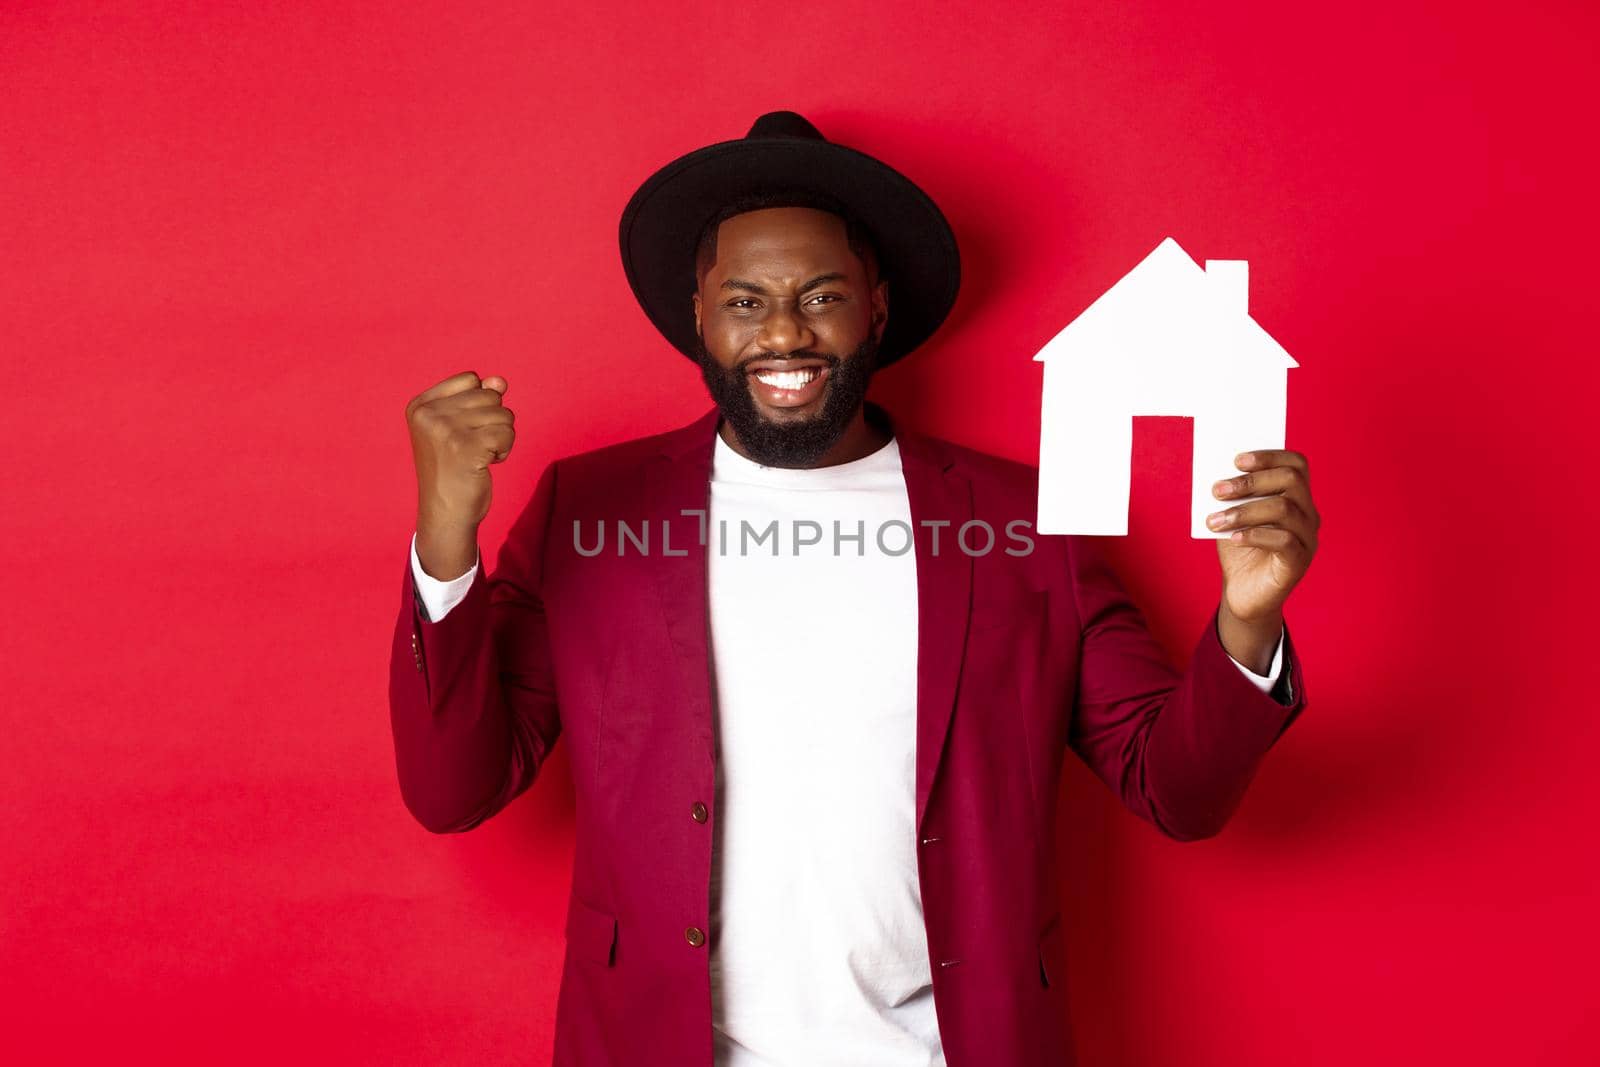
[1033,237,1297,538]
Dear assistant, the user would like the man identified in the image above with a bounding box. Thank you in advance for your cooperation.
[390,110,1318,1067]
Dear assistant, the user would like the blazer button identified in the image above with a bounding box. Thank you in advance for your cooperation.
[690,801,708,823]
[685,926,706,947]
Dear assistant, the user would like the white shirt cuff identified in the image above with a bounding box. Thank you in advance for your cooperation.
[1226,627,1285,694]
[410,532,479,623]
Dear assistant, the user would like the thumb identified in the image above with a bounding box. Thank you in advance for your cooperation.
[481,375,508,396]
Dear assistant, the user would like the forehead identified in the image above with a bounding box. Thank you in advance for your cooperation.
[709,206,856,275]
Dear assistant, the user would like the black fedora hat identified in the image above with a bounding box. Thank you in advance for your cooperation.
[618,110,961,369]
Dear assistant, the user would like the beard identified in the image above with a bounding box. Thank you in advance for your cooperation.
[693,332,881,468]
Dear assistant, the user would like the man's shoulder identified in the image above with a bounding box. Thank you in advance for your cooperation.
[912,427,1040,497]
[553,430,669,476]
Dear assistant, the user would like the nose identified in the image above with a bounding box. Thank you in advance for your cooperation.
[756,298,816,355]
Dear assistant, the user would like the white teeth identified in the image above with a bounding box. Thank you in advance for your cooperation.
[753,368,821,390]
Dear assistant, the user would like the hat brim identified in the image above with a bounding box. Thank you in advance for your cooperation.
[619,136,960,368]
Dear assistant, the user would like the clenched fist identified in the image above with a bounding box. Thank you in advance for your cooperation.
[406,371,516,581]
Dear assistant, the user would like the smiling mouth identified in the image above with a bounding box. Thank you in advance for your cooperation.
[745,361,831,408]
[750,366,823,389]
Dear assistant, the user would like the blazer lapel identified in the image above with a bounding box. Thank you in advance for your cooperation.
[645,406,722,775]
[891,413,974,834]
[644,402,973,830]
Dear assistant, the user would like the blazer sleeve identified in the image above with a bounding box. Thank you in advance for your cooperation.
[387,460,563,833]
[1064,535,1308,841]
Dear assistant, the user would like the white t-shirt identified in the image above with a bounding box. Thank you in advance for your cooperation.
[703,429,940,1066]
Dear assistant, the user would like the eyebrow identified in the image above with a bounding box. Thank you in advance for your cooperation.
[720,272,848,296]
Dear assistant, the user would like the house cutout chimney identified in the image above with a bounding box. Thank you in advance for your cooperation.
[1204,259,1248,317]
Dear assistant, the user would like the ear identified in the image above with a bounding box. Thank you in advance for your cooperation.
[692,290,702,338]
[871,280,889,344]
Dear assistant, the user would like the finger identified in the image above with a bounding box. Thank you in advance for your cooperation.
[407,370,481,414]
[1212,463,1309,503]
[481,375,508,396]
[1207,494,1300,534]
[432,386,506,412]
[462,405,515,428]
[1234,449,1309,485]
[1224,525,1302,552]
[1236,519,1315,553]
[478,423,515,462]
[1222,502,1317,552]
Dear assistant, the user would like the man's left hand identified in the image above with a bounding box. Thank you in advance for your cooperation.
[1206,448,1320,670]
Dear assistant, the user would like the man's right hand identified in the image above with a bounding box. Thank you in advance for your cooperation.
[406,371,516,581]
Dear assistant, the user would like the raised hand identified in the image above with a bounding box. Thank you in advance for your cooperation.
[1206,449,1320,671]
[405,371,516,580]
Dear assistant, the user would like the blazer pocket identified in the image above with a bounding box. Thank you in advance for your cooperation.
[565,898,617,966]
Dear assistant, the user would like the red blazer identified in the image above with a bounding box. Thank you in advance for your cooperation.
[388,401,1308,1066]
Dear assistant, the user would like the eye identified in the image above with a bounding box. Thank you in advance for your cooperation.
[808,294,841,305]
[727,298,758,309]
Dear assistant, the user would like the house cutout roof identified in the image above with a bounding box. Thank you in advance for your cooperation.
[1033,237,1297,370]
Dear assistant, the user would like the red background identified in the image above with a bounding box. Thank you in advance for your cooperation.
[4,2,1595,1063]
